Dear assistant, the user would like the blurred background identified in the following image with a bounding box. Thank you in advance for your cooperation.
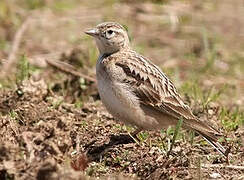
[0,0,243,106]
[0,0,243,179]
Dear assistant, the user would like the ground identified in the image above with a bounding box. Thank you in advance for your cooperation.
[0,0,243,179]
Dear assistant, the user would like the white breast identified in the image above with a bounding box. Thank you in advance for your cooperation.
[97,74,132,123]
[96,58,142,125]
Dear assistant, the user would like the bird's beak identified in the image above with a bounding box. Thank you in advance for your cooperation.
[85,28,99,37]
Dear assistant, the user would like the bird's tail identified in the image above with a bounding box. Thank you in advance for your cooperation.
[196,130,227,157]
[183,118,227,157]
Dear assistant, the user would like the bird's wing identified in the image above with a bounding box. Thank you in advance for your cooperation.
[115,50,221,135]
[115,50,195,120]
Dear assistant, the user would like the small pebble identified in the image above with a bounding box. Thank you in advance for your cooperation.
[210,172,221,179]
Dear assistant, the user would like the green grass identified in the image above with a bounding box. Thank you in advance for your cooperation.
[52,0,77,12]
[137,131,150,145]
[46,96,64,109]
[219,107,244,131]
[74,99,83,109]
[180,80,225,108]
[9,110,18,120]
[167,118,183,156]
[22,0,45,9]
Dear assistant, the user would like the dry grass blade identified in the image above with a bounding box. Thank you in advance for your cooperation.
[46,59,96,83]
[0,17,32,78]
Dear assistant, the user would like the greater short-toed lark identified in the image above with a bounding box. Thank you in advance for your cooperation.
[85,22,226,156]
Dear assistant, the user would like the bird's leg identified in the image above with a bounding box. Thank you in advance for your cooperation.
[131,128,142,137]
[127,128,142,144]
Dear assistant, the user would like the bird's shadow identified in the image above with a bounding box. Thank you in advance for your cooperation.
[85,134,134,161]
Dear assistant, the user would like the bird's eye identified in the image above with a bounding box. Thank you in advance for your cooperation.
[107,30,113,34]
[106,30,115,38]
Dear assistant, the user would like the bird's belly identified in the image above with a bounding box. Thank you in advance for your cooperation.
[97,75,161,130]
[97,77,135,124]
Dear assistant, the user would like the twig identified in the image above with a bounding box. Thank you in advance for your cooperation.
[46,59,96,83]
[201,164,244,170]
[0,17,32,78]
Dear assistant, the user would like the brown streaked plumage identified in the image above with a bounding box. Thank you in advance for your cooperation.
[85,22,227,156]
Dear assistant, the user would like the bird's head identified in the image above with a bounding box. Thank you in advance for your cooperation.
[85,22,130,55]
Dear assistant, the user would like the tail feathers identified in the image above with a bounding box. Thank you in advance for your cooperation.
[197,130,227,157]
[183,118,227,156]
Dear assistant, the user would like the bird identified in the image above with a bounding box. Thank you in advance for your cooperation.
[85,22,227,156]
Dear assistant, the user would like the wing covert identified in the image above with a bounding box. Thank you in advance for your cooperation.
[115,50,195,120]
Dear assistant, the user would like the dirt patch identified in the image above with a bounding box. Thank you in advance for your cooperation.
[0,78,243,179]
